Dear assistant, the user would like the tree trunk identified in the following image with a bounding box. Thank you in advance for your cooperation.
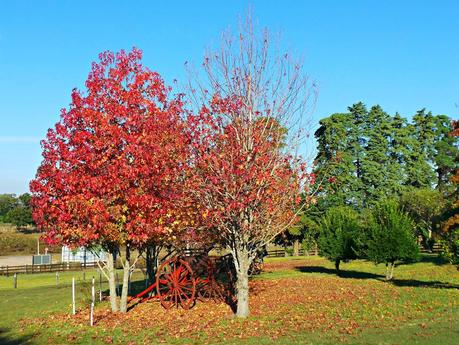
[119,246,131,313]
[145,245,159,285]
[389,262,395,280]
[234,250,251,318]
[335,259,340,272]
[385,262,395,280]
[293,239,300,257]
[107,251,119,312]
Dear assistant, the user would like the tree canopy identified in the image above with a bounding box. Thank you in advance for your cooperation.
[314,103,458,209]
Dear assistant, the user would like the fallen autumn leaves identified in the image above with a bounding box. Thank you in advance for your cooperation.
[22,258,458,344]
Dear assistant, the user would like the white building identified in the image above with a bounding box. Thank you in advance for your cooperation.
[61,246,107,263]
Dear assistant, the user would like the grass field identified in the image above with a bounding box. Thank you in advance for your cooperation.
[0,255,458,344]
[0,224,60,256]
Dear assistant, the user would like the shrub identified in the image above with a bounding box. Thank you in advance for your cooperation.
[364,199,419,280]
[317,206,361,272]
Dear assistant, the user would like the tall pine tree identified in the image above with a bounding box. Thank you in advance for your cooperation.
[314,103,457,212]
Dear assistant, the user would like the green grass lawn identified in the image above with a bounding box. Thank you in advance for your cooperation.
[0,255,458,344]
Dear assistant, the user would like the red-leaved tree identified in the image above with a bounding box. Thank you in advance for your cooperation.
[188,17,316,317]
[30,48,190,312]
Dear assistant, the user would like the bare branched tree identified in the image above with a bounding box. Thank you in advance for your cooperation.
[187,14,317,317]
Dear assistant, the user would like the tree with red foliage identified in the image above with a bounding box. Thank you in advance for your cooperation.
[30,48,191,312]
[188,17,316,317]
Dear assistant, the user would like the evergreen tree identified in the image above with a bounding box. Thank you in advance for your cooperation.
[318,206,361,272]
[364,199,419,280]
[314,112,362,208]
[314,103,457,215]
[432,115,458,192]
[407,109,436,188]
[388,113,411,192]
[361,105,396,204]
[314,103,369,209]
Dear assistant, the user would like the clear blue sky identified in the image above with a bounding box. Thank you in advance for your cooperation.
[0,0,458,194]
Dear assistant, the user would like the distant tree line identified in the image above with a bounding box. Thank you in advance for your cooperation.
[0,193,34,228]
[314,102,456,206]
[282,103,458,274]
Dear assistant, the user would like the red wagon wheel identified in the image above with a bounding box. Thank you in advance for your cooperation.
[156,257,196,309]
[197,258,225,302]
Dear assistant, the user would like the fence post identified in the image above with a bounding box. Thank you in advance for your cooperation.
[90,276,95,326]
[90,301,94,326]
[6,265,8,277]
[56,272,59,285]
[99,272,102,302]
[92,277,95,302]
[72,277,76,315]
[13,273,17,288]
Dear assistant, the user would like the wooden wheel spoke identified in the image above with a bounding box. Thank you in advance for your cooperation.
[179,274,192,285]
[181,285,194,292]
[175,265,184,277]
[177,288,185,305]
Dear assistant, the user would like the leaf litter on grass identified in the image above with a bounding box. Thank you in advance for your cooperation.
[20,258,459,344]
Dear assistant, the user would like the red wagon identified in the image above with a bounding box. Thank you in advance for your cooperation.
[130,250,234,309]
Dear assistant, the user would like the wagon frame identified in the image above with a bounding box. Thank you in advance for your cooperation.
[130,249,235,309]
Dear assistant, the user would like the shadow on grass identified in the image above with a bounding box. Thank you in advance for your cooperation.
[0,328,33,345]
[294,266,459,290]
[389,279,459,290]
[295,266,383,280]
[418,253,450,266]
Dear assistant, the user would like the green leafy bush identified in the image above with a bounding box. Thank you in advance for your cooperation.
[364,199,419,280]
[318,206,361,271]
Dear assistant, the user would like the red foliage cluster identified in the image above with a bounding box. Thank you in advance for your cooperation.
[188,94,310,245]
[30,49,191,249]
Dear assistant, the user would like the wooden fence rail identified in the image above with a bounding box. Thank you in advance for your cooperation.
[420,243,442,254]
[0,244,441,276]
[0,261,101,276]
[266,248,318,258]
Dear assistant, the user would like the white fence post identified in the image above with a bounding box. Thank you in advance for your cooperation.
[72,277,76,315]
[90,276,95,326]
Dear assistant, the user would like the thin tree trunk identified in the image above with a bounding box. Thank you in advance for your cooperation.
[119,246,131,313]
[234,249,251,318]
[293,239,300,257]
[107,251,119,312]
[385,262,395,281]
[145,245,159,285]
[335,259,340,272]
[389,262,395,280]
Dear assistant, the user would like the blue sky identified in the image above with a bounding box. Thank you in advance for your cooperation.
[0,0,458,194]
